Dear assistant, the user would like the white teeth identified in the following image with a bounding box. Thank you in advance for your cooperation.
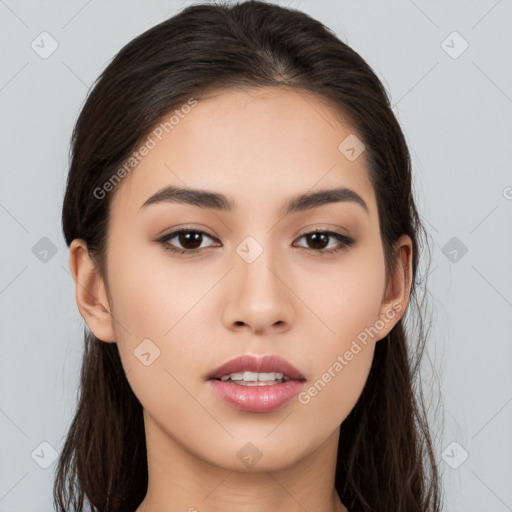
[231,381,280,386]
[219,371,286,382]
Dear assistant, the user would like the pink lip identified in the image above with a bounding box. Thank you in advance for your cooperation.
[206,354,306,413]
[207,354,306,381]
[208,379,305,413]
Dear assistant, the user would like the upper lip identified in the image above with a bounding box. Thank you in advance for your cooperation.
[207,354,306,381]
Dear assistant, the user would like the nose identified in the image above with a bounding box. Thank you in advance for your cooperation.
[222,242,294,335]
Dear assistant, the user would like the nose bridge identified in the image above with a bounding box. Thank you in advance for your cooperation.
[236,233,282,299]
[224,233,293,332]
[236,237,276,293]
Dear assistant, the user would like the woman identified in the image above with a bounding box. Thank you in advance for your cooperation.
[54,1,443,510]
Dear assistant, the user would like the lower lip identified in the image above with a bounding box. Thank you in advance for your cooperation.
[208,379,305,413]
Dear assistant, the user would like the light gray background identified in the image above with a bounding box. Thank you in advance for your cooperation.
[1,0,511,510]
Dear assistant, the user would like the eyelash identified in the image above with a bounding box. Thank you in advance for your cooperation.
[156,228,355,256]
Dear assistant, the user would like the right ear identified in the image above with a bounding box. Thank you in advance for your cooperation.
[69,239,116,342]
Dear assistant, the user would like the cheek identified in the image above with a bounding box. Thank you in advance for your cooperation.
[295,243,385,414]
[306,239,387,345]
[107,244,216,388]
[108,243,207,340]
[107,246,209,417]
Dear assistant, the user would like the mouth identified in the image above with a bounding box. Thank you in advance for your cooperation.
[206,355,307,413]
[207,353,306,383]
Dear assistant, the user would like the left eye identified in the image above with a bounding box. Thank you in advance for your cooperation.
[157,228,355,255]
[293,230,355,253]
[157,229,220,254]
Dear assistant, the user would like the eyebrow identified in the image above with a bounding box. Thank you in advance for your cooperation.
[139,185,369,216]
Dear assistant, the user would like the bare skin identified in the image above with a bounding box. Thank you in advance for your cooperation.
[69,86,412,512]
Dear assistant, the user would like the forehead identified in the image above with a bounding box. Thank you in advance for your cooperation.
[109,86,376,220]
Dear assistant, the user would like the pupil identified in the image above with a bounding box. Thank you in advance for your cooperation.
[309,232,327,249]
[180,231,202,249]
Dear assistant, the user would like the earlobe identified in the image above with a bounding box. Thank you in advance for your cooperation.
[69,239,117,342]
[376,234,413,341]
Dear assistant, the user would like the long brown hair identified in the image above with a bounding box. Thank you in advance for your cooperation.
[55,1,444,510]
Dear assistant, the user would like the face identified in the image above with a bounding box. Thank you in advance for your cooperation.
[71,86,411,473]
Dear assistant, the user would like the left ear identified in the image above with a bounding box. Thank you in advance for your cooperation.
[375,234,413,341]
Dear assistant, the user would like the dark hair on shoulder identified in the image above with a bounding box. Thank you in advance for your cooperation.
[56,1,444,510]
